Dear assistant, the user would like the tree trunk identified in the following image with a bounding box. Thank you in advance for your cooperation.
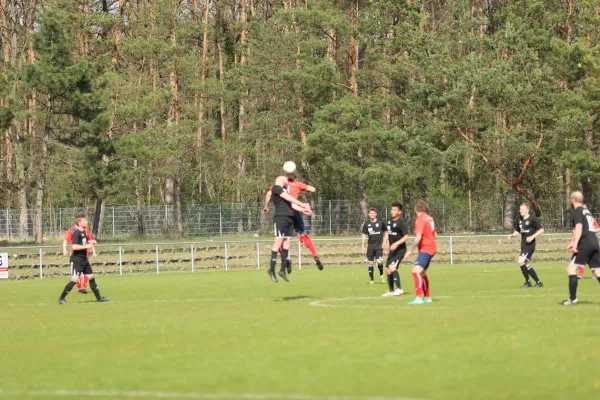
[196,0,210,198]
[217,40,226,144]
[348,0,358,97]
[134,159,145,236]
[504,189,516,231]
[92,197,104,238]
[175,176,183,235]
[34,112,51,243]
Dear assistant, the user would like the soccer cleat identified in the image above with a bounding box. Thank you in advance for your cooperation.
[97,297,110,302]
[408,297,425,305]
[315,257,324,270]
[577,276,584,280]
[267,270,278,283]
[382,291,394,297]
[78,289,88,294]
[392,289,404,296]
[520,281,533,288]
[534,281,544,287]
[424,297,433,303]
[286,261,292,275]
[277,271,289,282]
[369,280,374,285]
[559,298,578,306]
[58,298,67,305]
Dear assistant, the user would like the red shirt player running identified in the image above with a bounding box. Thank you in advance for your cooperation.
[63,225,95,294]
[405,199,436,304]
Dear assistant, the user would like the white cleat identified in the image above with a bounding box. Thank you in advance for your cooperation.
[392,289,404,296]
[382,291,394,297]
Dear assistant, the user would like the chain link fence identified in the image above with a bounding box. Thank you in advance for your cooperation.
[0,195,581,240]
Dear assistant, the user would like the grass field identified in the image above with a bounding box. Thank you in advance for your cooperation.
[1,263,600,400]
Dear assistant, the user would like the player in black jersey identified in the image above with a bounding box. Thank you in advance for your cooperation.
[561,192,600,305]
[361,208,387,284]
[58,215,109,304]
[382,203,409,296]
[268,176,311,283]
[508,203,545,288]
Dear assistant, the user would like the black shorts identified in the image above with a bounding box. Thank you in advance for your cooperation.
[71,257,93,275]
[571,247,600,270]
[520,243,535,261]
[274,216,294,238]
[386,249,406,268]
[366,248,383,263]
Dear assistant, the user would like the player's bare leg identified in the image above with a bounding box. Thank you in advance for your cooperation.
[517,256,532,288]
[58,273,81,304]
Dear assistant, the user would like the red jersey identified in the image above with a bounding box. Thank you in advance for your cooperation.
[594,218,599,231]
[268,180,309,199]
[414,213,436,255]
[65,226,93,256]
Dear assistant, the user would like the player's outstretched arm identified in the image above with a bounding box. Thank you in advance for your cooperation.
[263,190,272,214]
[305,185,316,193]
[508,230,519,239]
[405,234,422,258]
[62,240,69,256]
[527,227,545,243]
[280,192,308,208]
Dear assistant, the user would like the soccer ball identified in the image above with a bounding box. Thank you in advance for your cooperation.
[283,161,296,174]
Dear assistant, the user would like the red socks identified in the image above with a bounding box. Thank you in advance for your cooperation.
[412,272,423,297]
[578,266,585,277]
[77,275,88,290]
[423,275,430,298]
[302,235,318,257]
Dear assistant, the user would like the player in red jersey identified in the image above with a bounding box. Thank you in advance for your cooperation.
[405,200,436,305]
[579,204,600,279]
[264,173,324,272]
[63,221,96,294]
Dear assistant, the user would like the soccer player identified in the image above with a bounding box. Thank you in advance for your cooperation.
[381,203,409,297]
[405,200,436,305]
[361,208,387,284]
[267,176,312,283]
[507,203,545,288]
[58,215,109,304]
[578,204,600,279]
[62,223,95,294]
[263,173,324,272]
[561,191,600,305]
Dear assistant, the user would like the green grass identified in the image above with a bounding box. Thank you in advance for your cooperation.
[1,264,599,400]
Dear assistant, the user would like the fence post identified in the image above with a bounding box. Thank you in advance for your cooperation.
[256,242,260,270]
[59,208,62,235]
[39,247,43,279]
[329,200,332,235]
[165,205,168,228]
[112,207,116,237]
[191,244,195,272]
[561,198,565,231]
[6,209,9,238]
[500,194,505,234]
[442,196,446,234]
[449,236,454,266]
[219,205,223,237]
[224,242,228,271]
[155,245,160,274]
[119,246,123,276]
[298,239,302,270]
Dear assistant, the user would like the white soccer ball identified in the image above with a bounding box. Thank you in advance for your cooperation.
[283,161,297,174]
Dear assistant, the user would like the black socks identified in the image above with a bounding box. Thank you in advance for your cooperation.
[377,264,384,275]
[392,270,401,289]
[368,266,374,280]
[527,266,540,283]
[60,281,76,300]
[387,274,394,291]
[569,275,578,301]
[280,249,289,272]
[89,278,101,300]
[519,264,530,282]
[270,251,277,271]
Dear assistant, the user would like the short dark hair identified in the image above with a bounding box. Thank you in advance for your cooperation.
[74,214,87,225]
[369,207,377,213]
[391,202,402,211]
[414,200,428,213]
[286,173,297,181]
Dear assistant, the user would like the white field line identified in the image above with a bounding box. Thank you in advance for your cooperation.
[0,389,422,400]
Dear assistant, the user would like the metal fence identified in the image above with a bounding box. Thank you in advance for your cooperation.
[0,234,575,280]
[0,195,580,239]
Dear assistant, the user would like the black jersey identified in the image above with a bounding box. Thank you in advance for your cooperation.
[515,215,543,246]
[386,218,409,250]
[572,206,600,250]
[71,228,89,259]
[271,185,293,218]
[362,219,387,249]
